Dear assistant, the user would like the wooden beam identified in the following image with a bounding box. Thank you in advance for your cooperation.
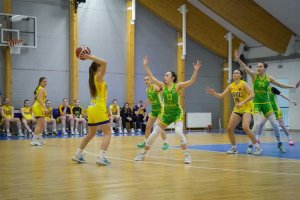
[70,0,78,103]
[177,32,186,128]
[3,0,12,102]
[199,0,294,54]
[222,62,231,129]
[126,0,135,107]
[137,0,243,58]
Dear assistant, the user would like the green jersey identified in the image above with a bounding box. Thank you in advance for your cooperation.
[162,84,182,115]
[253,74,270,104]
[146,84,162,111]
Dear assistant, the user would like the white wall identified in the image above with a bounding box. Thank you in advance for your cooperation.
[248,59,300,130]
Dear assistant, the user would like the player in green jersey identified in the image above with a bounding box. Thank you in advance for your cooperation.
[257,86,297,145]
[136,75,169,150]
[135,56,201,164]
[234,50,299,153]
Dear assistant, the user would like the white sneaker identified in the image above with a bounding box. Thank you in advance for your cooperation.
[71,131,75,135]
[227,148,238,154]
[72,154,86,163]
[7,132,12,137]
[134,152,146,161]
[63,131,68,135]
[75,130,80,135]
[44,130,49,135]
[124,128,128,133]
[118,129,123,134]
[131,128,135,133]
[184,154,192,164]
[18,132,25,137]
[137,129,142,132]
[96,156,111,166]
[111,129,115,134]
[31,140,42,146]
[253,146,262,155]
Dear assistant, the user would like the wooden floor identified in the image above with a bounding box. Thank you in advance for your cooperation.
[1,132,300,200]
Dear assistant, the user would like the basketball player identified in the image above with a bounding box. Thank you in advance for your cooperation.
[72,53,112,166]
[44,100,57,135]
[234,50,299,153]
[256,86,297,145]
[207,69,261,154]
[31,77,48,146]
[21,99,36,135]
[135,56,201,164]
[136,75,169,150]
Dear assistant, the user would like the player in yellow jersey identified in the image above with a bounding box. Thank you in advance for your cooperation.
[207,69,261,154]
[21,99,36,135]
[31,77,48,146]
[72,53,112,166]
[1,97,23,137]
[44,100,57,135]
[234,50,299,153]
[109,99,123,134]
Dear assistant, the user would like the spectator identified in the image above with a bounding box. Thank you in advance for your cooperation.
[21,99,36,135]
[72,99,87,135]
[44,100,57,135]
[58,98,75,135]
[109,99,123,134]
[120,102,134,134]
[133,100,147,132]
[1,98,23,136]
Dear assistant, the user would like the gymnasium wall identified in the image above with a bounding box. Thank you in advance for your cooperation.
[0,1,3,96]
[0,0,223,128]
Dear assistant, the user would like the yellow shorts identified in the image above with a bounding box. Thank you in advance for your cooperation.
[87,102,109,126]
[233,106,253,116]
[32,102,45,118]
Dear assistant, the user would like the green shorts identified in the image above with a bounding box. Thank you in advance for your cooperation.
[149,109,161,118]
[254,103,273,117]
[158,112,183,126]
[270,104,282,119]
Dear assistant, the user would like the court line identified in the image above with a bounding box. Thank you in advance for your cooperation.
[83,150,300,176]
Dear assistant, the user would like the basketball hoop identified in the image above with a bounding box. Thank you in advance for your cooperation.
[8,39,23,54]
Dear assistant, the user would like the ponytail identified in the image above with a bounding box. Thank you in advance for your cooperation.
[89,62,100,98]
[34,77,47,95]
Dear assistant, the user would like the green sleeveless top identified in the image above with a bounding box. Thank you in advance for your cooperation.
[162,84,181,114]
[253,74,270,104]
[146,84,162,111]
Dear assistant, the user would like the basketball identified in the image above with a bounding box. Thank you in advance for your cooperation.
[76,45,91,60]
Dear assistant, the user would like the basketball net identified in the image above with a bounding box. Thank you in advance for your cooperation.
[8,39,24,54]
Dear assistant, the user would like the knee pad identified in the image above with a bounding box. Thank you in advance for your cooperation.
[175,126,187,145]
[146,126,162,147]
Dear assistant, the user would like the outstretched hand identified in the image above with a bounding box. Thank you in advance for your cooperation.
[80,52,91,60]
[291,101,297,106]
[206,87,215,95]
[234,49,239,61]
[143,56,149,66]
[193,60,202,71]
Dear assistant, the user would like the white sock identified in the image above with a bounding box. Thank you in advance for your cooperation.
[6,129,10,133]
[76,148,83,156]
[99,150,106,158]
[32,135,38,141]
[62,128,66,132]
[254,143,260,148]
[18,129,22,133]
[232,145,237,149]
[163,139,168,144]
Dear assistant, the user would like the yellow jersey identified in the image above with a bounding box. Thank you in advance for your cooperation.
[2,105,13,119]
[109,105,119,115]
[45,107,52,118]
[22,107,33,120]
[35,86,47,103]
[229,80,253,113]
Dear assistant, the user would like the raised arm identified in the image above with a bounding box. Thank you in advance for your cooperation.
[82,54,107,83]
[143,56,165,89]
[206,85,231,99]
[176,60,201,91]
[269,76,297,89]
[279,93,297,106]
[234,50,256,79]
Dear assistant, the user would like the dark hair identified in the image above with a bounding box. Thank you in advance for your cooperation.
[234,69,244,80]
[34,77,47,95]
[24,99,30,105]
[63,98,68,102]
[46,100,50,104]
[113,99,118,102]
[262,62,268,68]
[89,62,101,98]
[170,71,177,83]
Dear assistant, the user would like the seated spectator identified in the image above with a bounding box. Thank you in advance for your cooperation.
[44,100,57,135]
[120,102,134,134]
[72,99,87,135]
[133,100,147,132]
[1,98,23,136]
[21,99,36,135]
[58,98,75,135]
[109,99,123,133]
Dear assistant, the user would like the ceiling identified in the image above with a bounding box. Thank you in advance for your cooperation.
[189,0,300,51]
